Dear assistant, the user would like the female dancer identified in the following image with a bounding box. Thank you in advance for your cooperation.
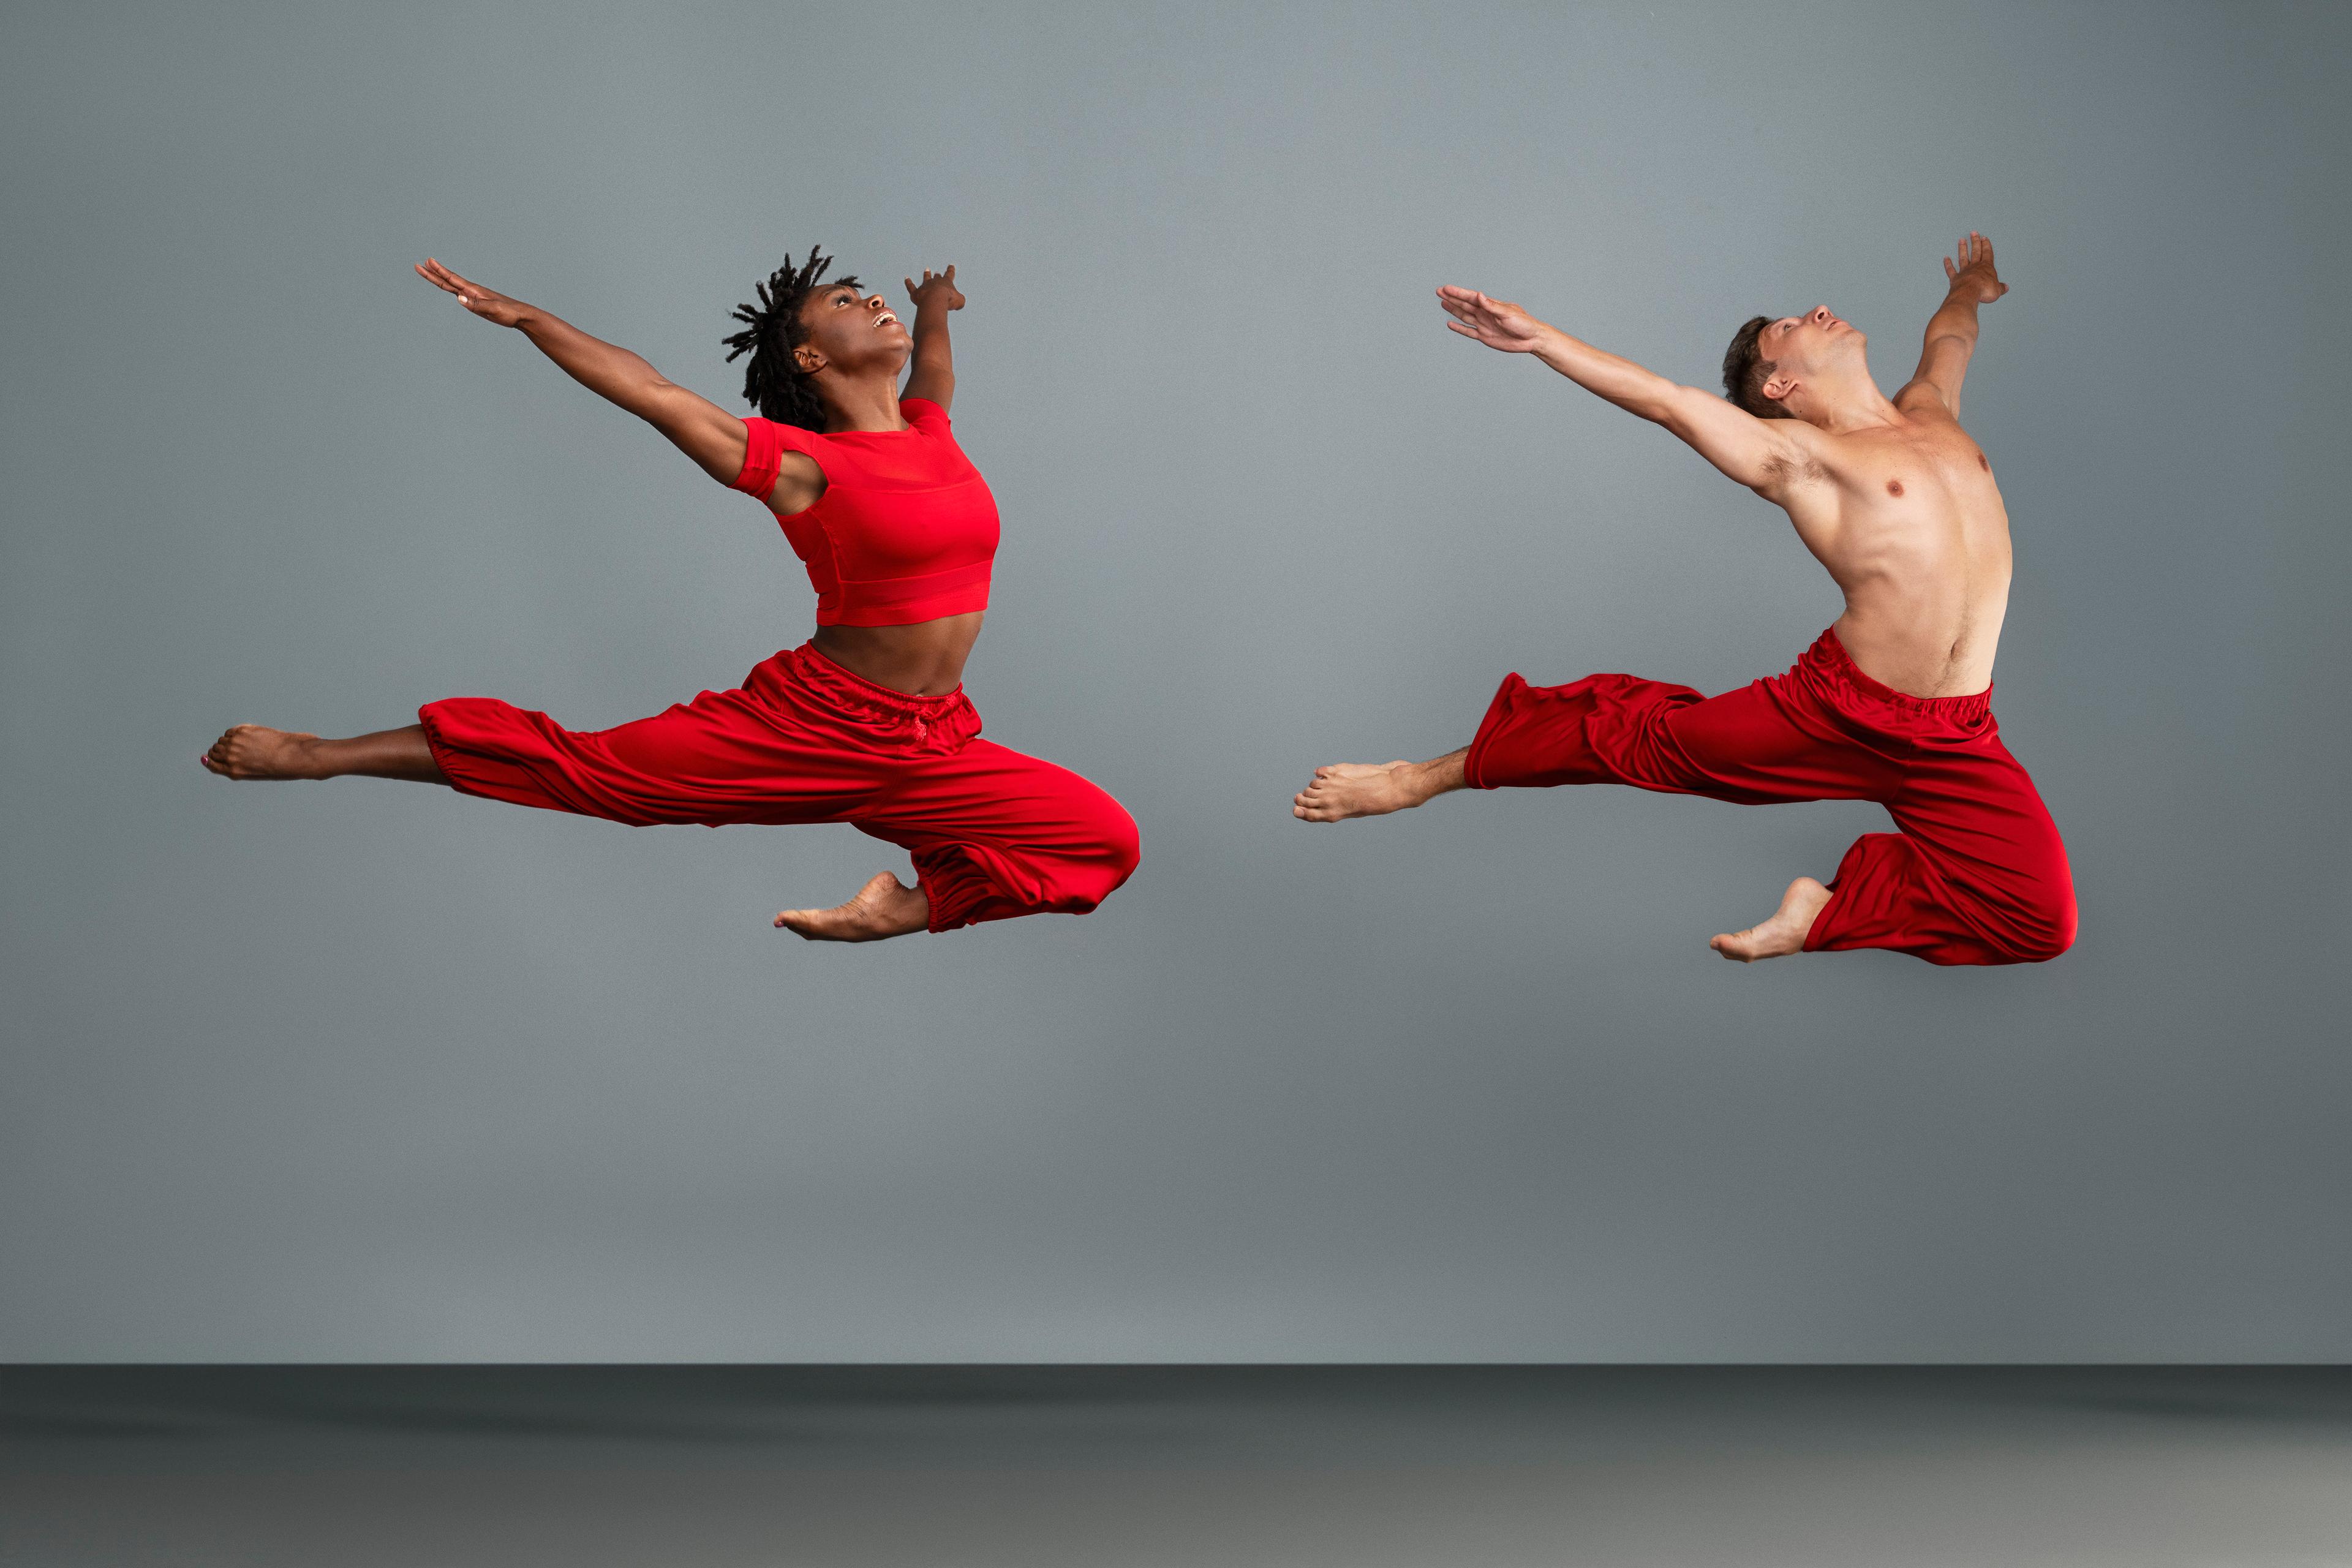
[202,248,1139,941]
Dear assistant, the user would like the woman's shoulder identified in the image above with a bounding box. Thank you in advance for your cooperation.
[897,396,952,431]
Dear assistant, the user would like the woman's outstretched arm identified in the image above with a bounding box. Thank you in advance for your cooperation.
[899,265,964,412]
[415,258,749,485]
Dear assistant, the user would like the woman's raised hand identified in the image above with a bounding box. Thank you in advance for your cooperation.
[415,258,533,327]
[1436,285,1547,352]
[903,265,965,314]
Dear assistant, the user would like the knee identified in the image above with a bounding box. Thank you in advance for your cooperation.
[2007,880,2078,963]
[1096,801,1141,888]
[1055,796,1139,912]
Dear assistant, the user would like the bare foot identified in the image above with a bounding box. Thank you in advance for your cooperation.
[1709,876,1834,962]
[1292,761,1425,823]
[774,871,930,943]
[201,725,322,780]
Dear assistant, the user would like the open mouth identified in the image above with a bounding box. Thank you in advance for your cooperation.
[873,311,899,328]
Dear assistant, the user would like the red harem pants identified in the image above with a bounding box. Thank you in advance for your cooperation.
[417,643,1139,933]
[1463,628,2076,965]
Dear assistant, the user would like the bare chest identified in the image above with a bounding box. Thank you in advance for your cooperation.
[1803,426,2011,573]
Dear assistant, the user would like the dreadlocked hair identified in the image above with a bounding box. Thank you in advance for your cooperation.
[723,245,862,431]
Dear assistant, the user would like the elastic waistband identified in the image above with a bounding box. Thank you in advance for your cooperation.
[782,641,969,716]
[1803,628,1992,723]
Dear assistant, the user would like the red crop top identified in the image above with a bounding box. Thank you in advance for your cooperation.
[726,397,999,627]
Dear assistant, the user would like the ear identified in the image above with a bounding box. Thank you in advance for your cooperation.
[1761,371,1798,409]
[793,345,826,375]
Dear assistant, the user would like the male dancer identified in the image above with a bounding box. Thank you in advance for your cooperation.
[1294,234,2075,965]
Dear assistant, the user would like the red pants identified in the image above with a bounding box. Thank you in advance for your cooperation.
[1464,629,2076,965]
[418,643,1139,933]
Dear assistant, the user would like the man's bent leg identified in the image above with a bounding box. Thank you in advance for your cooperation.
[1803,741,2077,965]
[1293,749,1468,822]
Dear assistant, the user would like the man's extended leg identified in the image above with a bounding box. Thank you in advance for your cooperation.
[1292,749,1469,821]
[202,724,447,783]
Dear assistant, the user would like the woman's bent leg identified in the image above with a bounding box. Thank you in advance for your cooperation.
[854,740,1140,932]
[202,724,447,783]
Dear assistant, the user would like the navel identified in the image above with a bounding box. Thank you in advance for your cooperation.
[1885,479,1904,497]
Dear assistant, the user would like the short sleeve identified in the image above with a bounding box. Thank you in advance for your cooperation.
[898,396,949,431]
[729,417,822,502]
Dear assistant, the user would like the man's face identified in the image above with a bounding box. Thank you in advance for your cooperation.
[1760,304,1865,378]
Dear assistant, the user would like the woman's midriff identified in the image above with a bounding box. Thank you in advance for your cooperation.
[812,611,986,697]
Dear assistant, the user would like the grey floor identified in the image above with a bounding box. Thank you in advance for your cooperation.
[4,1367,2350,1566]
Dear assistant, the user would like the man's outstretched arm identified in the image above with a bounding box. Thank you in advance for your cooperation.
[1438,285,1809,496]
[1897,231,2008,419]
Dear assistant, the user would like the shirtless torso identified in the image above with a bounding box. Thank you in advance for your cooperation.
[1295,235,2077,966]
[1771,388,2010,698]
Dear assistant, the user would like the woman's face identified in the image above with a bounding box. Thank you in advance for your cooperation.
[794,282,911,377]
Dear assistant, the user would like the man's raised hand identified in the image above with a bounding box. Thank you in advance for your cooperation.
[1942,232,2008,304]
[415,258,532,327]
[904,265,965,314]
[1437,285,1548,352]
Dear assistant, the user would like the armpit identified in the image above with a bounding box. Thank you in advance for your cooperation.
[1758,448,1830,485]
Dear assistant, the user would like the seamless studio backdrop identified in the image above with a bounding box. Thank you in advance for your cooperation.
[2,1,2345,1360]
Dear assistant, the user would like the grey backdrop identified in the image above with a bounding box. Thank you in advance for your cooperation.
[3,1,2345,1360]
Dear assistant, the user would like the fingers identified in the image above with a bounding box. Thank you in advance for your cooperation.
[417,257,486,303]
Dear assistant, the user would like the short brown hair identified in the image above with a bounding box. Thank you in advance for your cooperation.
[1722,315,1793,420]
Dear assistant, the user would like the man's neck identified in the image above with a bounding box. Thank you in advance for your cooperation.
[1799,374,1902,435]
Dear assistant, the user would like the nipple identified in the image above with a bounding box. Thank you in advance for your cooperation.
[1978,454,1990,470]
[1886,480,1904,497]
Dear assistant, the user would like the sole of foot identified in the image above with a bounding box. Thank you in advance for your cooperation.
[774,871,930,943]
[1709,876,1833,962]
[201,725,319,780]
[1292,761,1419,823]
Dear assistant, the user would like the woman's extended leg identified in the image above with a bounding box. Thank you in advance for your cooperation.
[202,724,448,783]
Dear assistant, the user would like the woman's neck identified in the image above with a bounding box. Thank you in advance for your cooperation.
[819,374,909,434]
